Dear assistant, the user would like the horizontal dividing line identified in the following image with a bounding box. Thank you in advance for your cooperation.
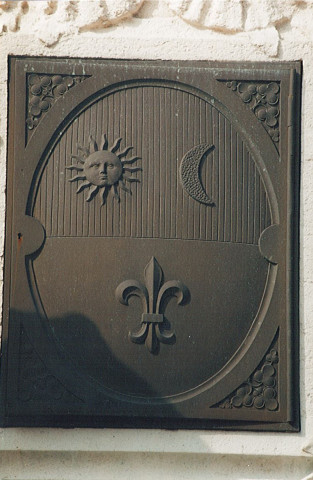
[44,235,260,246]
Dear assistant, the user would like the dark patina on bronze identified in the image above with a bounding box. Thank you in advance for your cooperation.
[0,57,301,431]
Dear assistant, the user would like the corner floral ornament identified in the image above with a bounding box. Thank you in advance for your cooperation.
[66,133,141,205]
[218,348,279,411]
[26,74,85,130]
[116,257,190,354]
[226,81,280,144]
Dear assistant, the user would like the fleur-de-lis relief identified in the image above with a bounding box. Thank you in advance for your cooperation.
[115,257,190,354]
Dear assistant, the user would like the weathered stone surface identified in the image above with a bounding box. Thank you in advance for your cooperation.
[0,0,145,44]
[248,26,280,57]
[0,0,25,32]
[1,450,313,480]
[244,0,298,31]
[166,0,243,31]
[204,0,243,31]
[0,0,311,39]
[76,0,145,31]
[0,0,309,54]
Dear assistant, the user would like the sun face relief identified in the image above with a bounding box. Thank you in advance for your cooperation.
[66,134,141,205]
[84,151,123,187]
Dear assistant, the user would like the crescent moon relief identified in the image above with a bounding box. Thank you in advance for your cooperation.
[180,143,215,206]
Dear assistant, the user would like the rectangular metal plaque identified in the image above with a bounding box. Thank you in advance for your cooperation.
[0,57,301,430]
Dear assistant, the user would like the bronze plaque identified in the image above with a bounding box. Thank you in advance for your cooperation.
[0,58,300,430]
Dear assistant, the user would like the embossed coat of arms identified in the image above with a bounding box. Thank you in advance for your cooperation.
[0,58,300,431]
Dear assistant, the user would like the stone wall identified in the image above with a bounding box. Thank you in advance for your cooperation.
[1,1,313,479]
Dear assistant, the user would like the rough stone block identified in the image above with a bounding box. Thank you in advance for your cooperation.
[245,0,297,31]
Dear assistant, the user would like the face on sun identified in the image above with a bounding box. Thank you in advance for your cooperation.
[66,134,141,205]
[84,151,123,187]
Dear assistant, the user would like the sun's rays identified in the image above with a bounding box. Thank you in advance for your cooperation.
[66,133,141,205]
